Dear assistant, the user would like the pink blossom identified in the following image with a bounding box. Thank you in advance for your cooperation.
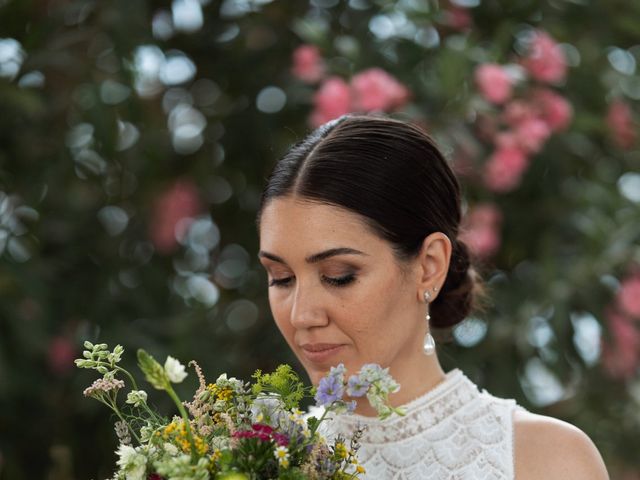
[309,76,353,127]
[607,100,637,150]
[445,4,472,31]
[483,147,529,192]
[148,179,202,254]
[617,274,640,318]
[502,100,537,126]
[522,30,567,84]
[531,88,573,132]
[351,68,410,112]
[459,203,503,258]
[601,310,640,380]
[514,117,551,153]
[232,424,289,446]
[291,44,325,84]
[494,131,520,150]
[48,336,76,375]
[474,64,513,104]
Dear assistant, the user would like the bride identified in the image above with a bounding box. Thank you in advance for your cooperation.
[255,114,609,479]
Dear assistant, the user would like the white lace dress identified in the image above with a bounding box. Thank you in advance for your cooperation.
[315,368,528,479]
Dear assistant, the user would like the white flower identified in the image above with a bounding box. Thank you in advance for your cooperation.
[164,356,188,383]
[126,390,148,407]
[139,424,153,442]
[115,444,147,480]
[163,442,179,455]
[274,445,290,468]
[215,372,244,392]
[251,394,285,422]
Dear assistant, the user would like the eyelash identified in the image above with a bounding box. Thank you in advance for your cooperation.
[268,274,356,288]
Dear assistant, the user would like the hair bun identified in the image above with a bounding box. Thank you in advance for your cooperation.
[430,239,483,329]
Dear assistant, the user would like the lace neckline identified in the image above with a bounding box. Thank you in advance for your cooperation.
[324,367,489,445]
[334,367,467,425]
[319,368,521,478]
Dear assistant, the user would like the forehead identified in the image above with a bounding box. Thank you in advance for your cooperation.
[259,197,379,250]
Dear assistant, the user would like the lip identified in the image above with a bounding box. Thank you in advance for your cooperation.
[299,343,345,364]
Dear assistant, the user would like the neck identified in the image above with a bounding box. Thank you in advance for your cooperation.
[350,353,446,417]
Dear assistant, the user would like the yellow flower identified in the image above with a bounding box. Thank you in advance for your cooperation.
[356,465,366,474]
[207,383,234,402]
[211,448,222,462]
[334,442,348,459]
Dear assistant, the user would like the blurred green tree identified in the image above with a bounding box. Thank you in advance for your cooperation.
[0,0,639,478]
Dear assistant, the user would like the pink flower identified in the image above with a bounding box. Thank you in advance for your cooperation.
[617,274,640,318]
[474,64,513,104]
[494,131,520,150]
[148,179,202,254]
[514,117,551,154]
[601,310,640,380]
[48,336,76,375]
[502,100,537,126]
[309,76,353,127]
[483,147,529,192]
[444,4,472,31]
[351,68,410,112]
[232,424,289,445]
[291,44,325,84]
[459,203,503,258]
[607,100,637,150]
[531,88,573,132]
[522,30,567,84]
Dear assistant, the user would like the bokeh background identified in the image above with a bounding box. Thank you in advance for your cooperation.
[1,0,640,478]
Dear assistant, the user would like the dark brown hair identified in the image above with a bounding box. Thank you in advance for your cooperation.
[256,114,484,329]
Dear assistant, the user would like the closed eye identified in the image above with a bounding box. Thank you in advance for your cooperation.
[268,274,356,288]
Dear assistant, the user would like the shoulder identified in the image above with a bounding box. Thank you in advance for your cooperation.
[513,409,609,480]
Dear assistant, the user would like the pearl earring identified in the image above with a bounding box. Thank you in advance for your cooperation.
[423,286,438,356]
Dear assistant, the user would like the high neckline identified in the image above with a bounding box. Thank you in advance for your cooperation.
[317,367,522,478]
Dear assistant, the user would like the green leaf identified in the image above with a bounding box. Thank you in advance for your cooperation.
[251,364,307,410]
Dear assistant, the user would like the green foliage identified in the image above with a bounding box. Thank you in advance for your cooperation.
[251,365,310,410]
[0,0,639,478]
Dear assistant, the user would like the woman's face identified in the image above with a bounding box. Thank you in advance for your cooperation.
[258,197,428,386]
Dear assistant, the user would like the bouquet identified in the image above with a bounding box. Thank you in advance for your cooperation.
[75,341,405,480]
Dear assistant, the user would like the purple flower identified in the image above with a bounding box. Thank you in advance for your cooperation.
[346,374,370,397]
[328,363,346,381]
[314,374,344,406]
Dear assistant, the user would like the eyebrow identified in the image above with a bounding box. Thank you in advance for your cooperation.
[257,247,368,265]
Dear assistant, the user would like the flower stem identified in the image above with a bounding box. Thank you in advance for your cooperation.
[112,403,142,444]
[309,406,331,437]
[165,383,198,462]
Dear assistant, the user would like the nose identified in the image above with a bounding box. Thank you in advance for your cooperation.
[289,280,329,330]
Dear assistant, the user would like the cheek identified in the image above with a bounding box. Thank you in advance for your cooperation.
[348,273,415,344]
[268,292,294,338]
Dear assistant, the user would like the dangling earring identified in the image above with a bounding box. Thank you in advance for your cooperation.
[423,287,438,356]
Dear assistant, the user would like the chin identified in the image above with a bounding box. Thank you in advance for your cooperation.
[303,358,361,387]
[303,364,328,387]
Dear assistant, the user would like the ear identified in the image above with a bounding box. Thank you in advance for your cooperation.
[415,232,452,303]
